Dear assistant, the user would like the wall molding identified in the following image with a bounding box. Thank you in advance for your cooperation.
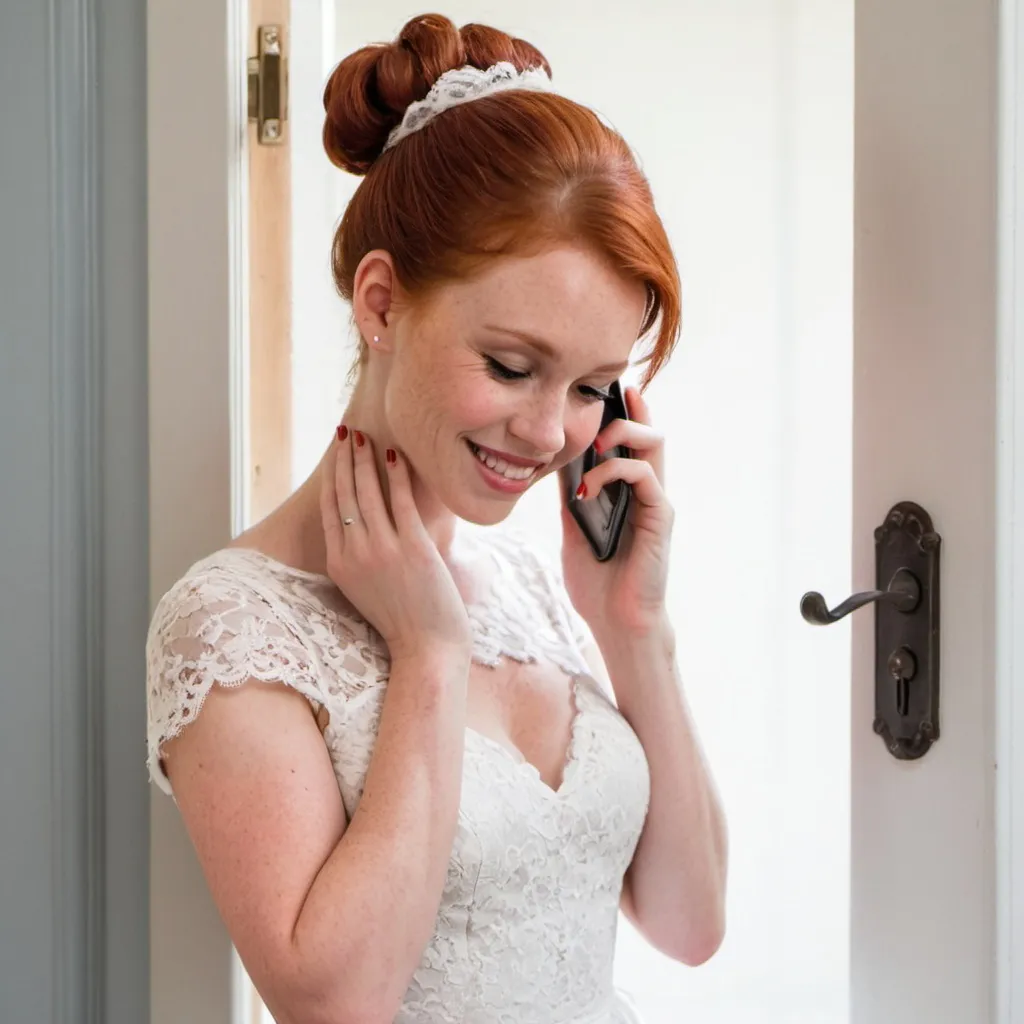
[47,0,105,1019]
[998,1,1024,1019]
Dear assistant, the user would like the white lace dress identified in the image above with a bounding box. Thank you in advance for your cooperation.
[146,528,651,1024]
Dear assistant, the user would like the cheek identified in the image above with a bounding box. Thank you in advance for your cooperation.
[387,355,505,440]
[563,403,605,458]
[385,338,456,423]
[448,381,503,430]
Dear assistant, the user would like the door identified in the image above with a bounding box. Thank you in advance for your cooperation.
[146,1,1019,1022]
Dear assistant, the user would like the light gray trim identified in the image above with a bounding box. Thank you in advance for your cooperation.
[95,0,152,1021]
[0,0,150,1021]
[998,0,1024,1018]
[47,0,104,1018]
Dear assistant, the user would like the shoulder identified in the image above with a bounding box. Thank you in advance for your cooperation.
[145,548,373,794]
[146,548,313,682]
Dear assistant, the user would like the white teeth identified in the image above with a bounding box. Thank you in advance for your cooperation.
[470,443,537,481]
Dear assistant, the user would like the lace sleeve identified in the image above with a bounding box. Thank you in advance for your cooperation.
[145,563,326,796]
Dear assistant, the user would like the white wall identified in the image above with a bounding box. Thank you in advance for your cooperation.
[285,2,854,1021]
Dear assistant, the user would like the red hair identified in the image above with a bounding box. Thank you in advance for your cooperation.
[322,14,681,386]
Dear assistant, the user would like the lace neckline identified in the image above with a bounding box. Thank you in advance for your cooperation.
[209,538,590,795]
[465,683,584,800]
[219,544,331,583]
[212,533,589,680]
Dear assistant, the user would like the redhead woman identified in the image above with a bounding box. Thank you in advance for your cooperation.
[146,13,727,1024]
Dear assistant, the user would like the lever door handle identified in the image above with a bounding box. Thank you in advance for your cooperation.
[799,501,941,761]
[800,567,921,625]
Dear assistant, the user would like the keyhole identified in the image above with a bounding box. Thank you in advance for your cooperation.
[896,677,909,717]
[887,647,918,717]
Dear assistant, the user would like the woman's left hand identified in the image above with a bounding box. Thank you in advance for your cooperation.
[560,385,674,639]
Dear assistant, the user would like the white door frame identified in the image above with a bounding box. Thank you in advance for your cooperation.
[997,0,1024,1017]
[146,1,1022,1021]
[147,1,248,1021]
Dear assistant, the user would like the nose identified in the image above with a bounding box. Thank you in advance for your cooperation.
[508,389,567,457]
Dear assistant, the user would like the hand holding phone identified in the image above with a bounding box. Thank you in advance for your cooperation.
[560,380,632,562]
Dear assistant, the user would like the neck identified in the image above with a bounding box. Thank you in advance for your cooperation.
[246,382,459,574]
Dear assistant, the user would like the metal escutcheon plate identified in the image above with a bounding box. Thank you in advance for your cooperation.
[872,501,941,760]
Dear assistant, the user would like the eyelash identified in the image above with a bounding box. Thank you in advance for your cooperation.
[484,356,611,402]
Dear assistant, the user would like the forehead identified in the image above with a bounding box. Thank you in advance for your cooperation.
[432,247,647,358]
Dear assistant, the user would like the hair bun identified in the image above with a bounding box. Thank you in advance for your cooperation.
[322,14,551,175]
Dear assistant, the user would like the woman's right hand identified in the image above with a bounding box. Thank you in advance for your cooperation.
[319,426,472,662]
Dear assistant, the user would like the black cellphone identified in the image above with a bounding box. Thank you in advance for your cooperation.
[560,380,632,562]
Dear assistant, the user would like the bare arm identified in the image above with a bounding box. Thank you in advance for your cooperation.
[160,435,472,1023]
[585,631,728,966]
[164,641,469,1024]
[560,386,727,966]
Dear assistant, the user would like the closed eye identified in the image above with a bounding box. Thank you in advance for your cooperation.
[484,355,529,381]
[484,355,612,403]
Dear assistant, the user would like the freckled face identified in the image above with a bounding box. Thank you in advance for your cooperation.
[382,246,647,525]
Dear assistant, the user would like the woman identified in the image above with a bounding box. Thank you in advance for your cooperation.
[146,13,727,1024]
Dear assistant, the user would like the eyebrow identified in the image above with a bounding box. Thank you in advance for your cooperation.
[482,323,631,375]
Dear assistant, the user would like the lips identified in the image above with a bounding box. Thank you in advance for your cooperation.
[471,440,546,468]
[467,441,540,481]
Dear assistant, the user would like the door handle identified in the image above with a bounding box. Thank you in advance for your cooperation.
[800,567,920,625]
[799,501,941,760]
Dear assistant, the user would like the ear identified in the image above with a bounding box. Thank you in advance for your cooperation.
[352,249,398,350]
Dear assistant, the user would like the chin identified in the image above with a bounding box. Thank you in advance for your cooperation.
[447,492,520,527]
[428,438,548,526]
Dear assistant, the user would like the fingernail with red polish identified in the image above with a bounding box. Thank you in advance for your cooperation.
[354,430,365,447]
[337,424,348,442]
[593,438,603,454]
[576,482,587,499]
[386,448,396,465]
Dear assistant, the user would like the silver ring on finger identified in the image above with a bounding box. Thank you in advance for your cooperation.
[342,515,356,526]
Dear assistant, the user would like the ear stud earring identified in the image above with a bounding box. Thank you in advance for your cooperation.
[372,335,380,345]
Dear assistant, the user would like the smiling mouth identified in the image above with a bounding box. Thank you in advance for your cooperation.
[466,441,541,482]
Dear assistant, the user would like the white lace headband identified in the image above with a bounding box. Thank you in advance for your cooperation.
[382,61,554,153]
